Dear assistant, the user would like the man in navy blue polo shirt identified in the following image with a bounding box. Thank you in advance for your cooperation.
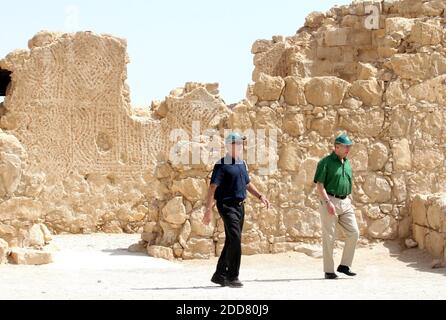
[203,132,270,288]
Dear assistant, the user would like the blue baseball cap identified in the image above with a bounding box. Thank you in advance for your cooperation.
[335,134,353,145]
[225,132,247,145]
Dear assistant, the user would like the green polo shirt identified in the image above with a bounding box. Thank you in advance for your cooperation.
[313,152,352,196]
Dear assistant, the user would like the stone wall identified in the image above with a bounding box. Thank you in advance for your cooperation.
[411,194,446,262]
[1,0,446,263]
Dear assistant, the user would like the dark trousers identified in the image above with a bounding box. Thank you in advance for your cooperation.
[215,201,245,280]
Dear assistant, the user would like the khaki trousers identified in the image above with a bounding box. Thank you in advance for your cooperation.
[319,195,359,273]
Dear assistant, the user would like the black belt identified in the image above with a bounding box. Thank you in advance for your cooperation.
[220,199,246,206]
[327,192,348,200]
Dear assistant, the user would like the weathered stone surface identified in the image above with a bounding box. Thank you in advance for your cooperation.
[367,215,398,240]
[349,79,383,106]
[162,197,187,225]
[385,81,407,105]
[392,139,412,172]
[339,109,384,137]
[385,53,446,81]
[284,77,307,106]
[412,195,428,227]
[171,178,207,203]
[9,248,53,265]
[178,220,191,248]
[241,240,270,255]
[409,21,443,46]
[0,238,8,264]
[0,132,26,197]
[425,231,444,259]
[182,238,214,260]
[147,245,174,261]
[282,111,305,137]
[363,174,392,203]
[368,142,389,171]
[304,77,350,106]
[349,143,368,172]
[190,208,215,237]
[407,75,446,105]
[413,148,444,170]
[253,73,285,101]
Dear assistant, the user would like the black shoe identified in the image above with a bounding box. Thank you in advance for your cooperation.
[227,278,244,288]
[325,273,338,279]
[211,273,227,286]
[337,265,357,276]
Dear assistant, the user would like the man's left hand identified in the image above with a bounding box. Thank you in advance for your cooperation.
[260,195,270,210]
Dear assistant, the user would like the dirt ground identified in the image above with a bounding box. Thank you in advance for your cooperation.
[0,233,445,300]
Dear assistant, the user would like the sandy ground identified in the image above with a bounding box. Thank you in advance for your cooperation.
[0,233,445,300]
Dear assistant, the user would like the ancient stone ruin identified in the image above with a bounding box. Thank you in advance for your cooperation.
[0,0,445,265]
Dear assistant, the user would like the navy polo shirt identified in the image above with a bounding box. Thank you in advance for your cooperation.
[210,155,250,202]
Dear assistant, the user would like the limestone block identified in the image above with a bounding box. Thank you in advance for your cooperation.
[349,79,383,107]
[324,27,350,47]
[413,148,444,170]
[182,238,215,260]
[392,174,407,203]
[242,241,270,255]
[367,215,398,239]
[368,142,389,171]
[357,62,378,80]
[304,77,350,106]
[389,108,410,137]
[162,197,187,225]
[409,21,443,45]
[278,145,302,172]
[339,109,384,137]
[251,39,273,54]
[178,220,191,248]
[253,73,285,101]
[412,195,428,227]
[392,139,412,172]
[171,178,207,202]
[413,224,427,250]
[9,248,53,265]
[284,77,307,106]
[425,232,445,259]
[386,53,446,81]
[310,111,337,137]
[408,75,446,105]
[349,143,368,172]
[363,174,392,203]
[282,111,305,137]
[385,81,408,105]
[385,17,415,35]
[190,208,215,237]
[147,245,174,261]
[426,197,446,232]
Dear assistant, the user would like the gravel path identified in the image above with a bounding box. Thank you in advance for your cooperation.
[0,234,445,300]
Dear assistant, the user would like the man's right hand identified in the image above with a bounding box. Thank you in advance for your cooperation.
[202,208,212,225]
[326,201,336,216]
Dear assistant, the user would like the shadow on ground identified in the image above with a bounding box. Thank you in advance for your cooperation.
[130,277,353,291]
[383,240,446,277]
[101,248,147,257]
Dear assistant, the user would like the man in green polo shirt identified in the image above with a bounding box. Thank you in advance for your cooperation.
[313,134,360,280]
